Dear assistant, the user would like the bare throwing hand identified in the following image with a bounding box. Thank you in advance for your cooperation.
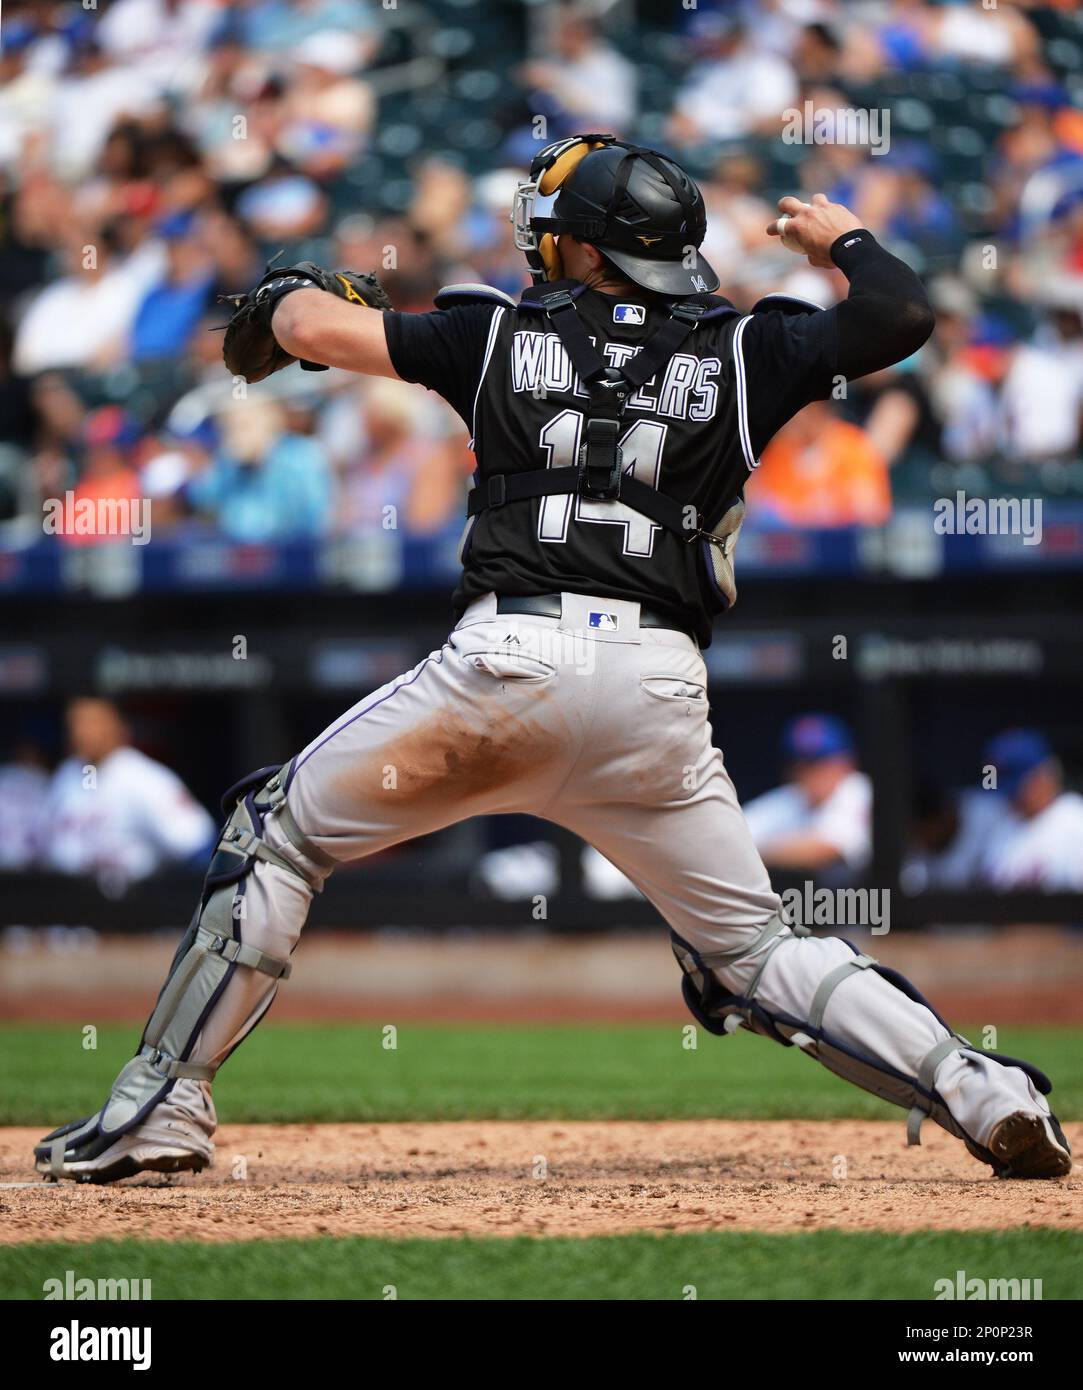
[766,194,863,269]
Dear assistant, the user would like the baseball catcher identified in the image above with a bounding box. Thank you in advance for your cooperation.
[36,135,1070,1184]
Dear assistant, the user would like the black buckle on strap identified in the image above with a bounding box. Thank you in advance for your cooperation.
[669,301,707,327]
[539,289,577,314]
[578,422,624,499]
[578,370,631,500]
[487,474,507,507]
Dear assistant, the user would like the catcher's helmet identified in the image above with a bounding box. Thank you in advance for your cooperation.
[512,134,719,296]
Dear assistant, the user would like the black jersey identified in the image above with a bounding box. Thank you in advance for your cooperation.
[385,281,838,646]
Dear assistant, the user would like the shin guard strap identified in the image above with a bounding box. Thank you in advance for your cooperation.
[808,953,876,1032]
[698,912,800,972]
[264,765,337,871]
[140,1044,215,1081]
[196,926,292,980]
[221,824,304,879]
[907,1036,971,1145]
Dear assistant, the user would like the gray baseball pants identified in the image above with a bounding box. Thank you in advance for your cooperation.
[174,592,1050,1153]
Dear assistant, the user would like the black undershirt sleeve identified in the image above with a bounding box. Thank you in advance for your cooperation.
[741,229,935,458]
[830,229,936,378]
[383,304,499,428]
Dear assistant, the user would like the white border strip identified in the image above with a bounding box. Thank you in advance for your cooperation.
[732,314,759,471]
[470,305,505,450]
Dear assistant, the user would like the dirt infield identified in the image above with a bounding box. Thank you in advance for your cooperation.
[2,1120,1079,1244]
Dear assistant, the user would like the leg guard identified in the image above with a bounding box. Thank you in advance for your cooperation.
[36,761,335,1176]
[672,918,1058,1175]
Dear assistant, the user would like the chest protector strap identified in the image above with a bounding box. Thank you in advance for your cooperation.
[467,286,720,542]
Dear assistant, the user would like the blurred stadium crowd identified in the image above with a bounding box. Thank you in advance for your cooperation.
[3,0,1083,549]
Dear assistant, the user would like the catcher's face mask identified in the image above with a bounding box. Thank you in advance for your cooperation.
[512,134,612,282]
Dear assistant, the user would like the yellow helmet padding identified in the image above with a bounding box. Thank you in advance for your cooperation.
[538,139,606,196]
[538,232,563,281]
[535,139,607,279]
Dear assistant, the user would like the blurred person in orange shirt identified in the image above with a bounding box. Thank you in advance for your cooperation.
[58,405,143,546]
[748,399,891,528]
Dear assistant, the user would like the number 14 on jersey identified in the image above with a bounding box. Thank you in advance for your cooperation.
[538,409,669,558]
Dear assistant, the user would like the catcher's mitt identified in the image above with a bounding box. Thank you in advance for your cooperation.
[220,260,392,382]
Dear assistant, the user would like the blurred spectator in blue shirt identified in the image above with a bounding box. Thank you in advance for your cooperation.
[517,10,637,134]
[190,399,332,542]
[235,163,328,243]
[879,143,959,259]
[239,0,378,58]
[979,729,1083,892]
[993,82,1083,244]
[668,12,797,145]
[130,211,215,363]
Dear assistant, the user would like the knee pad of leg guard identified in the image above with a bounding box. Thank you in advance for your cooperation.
[38,765,324,1170]
[673,929,795,1047]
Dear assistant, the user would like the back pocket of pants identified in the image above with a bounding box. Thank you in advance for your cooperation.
[464,649,557,682]
[640,676,707,704]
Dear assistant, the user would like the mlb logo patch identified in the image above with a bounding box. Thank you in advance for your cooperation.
[588,611,619,631]
[613,304,645,325]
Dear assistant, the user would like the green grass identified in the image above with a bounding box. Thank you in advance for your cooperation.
[2,1022,1081,1126]
[1,1230,1079,1300]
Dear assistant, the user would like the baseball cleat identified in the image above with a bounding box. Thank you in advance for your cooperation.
[34,1081,216,1184]
[987,1111,1072,1180]
[37,1136,209,1185]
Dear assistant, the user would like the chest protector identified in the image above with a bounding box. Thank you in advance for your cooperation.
[436,280,820,613]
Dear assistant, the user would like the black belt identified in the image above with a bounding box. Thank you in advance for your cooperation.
[494,594,692,638]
